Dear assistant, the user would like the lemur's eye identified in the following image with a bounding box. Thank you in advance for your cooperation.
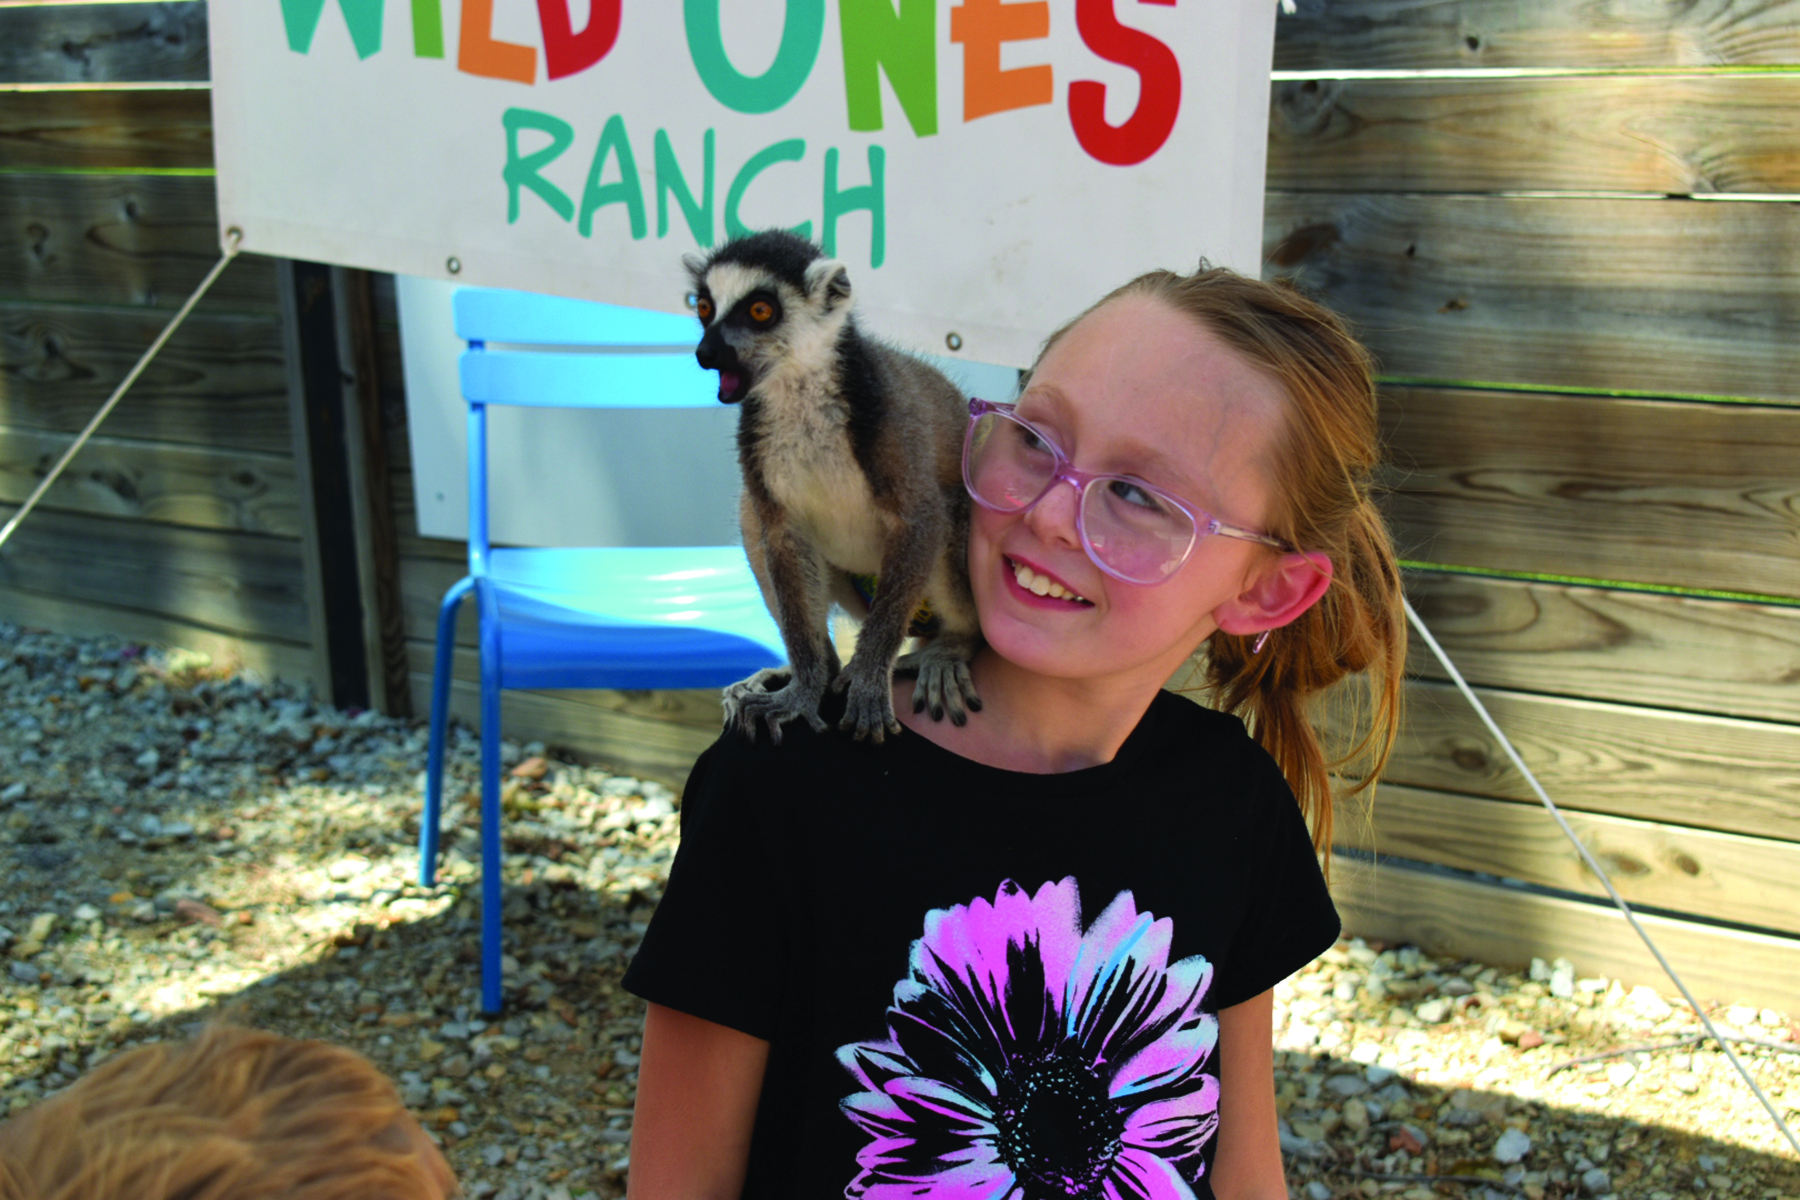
[749,300,775,323]
[695,296,714,322]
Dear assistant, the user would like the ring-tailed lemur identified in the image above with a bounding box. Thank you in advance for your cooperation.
[688,230,982,743]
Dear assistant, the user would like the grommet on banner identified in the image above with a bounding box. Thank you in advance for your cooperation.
[945,333,963,351]
[447,256,462,275]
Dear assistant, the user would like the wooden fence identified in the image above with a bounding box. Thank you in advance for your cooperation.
[1266,0,1800,1010]
[2,0,1797,1008]
[0,2,318,681]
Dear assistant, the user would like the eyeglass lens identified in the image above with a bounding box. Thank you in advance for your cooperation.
[965,410,1196,583]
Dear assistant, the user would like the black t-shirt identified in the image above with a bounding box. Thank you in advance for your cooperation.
[624,688,1339,1199]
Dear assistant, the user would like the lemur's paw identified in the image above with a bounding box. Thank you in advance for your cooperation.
[722,668,827,743]
[899,639,982,727]
[832,668,903,744]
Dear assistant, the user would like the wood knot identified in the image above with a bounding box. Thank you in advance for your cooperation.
[1269,222,1340,268]
[1596,852,1651,879]
[1450,746,1490,773]
[27,223,53,265]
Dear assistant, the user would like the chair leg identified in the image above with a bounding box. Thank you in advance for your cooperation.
[420,577,473,889]
[475,583,506,1016]
[478,638,505,1016]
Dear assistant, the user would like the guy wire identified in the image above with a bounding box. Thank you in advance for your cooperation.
[0,228,244,555]
[1403,595,1800,1157]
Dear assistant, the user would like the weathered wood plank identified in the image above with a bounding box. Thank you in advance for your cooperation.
[0,302,292,454]
[407,640,726,732]
[0,173,278,311]
[1340,784,1800,936]
[1404,572,1800,726]
[1264,193,1800,404]
[0,584,311,682]
[0,504,308,640]
[406,662,717,790]
[0,2,208,85]
[1270,75,1800,195]
[1273,0,1800,70]
[0,424,299,535]
[1364,680,1800,844]
[1378,387,1800,598]
[0,88,212,172]
[1332,855,1800,1013]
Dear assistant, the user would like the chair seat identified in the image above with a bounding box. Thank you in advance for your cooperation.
[482,546,783,690]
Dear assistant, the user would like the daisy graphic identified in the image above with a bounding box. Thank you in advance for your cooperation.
[837,878,1221,1199]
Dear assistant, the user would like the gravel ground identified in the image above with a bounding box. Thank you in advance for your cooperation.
[1,623,1797,1199]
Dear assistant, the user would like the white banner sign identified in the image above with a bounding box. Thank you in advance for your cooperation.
[211,0,1276,367]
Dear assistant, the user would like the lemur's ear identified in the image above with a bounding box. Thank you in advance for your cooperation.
[805,259,852,310]
[682,252,708,287]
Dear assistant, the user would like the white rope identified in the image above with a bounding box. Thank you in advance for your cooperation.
[0,228,244,555]
[1403,594,1800,1156]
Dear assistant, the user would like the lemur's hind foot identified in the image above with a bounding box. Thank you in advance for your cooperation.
[898,632,982,727]
[722,668,828,744]
[830,660,905,745]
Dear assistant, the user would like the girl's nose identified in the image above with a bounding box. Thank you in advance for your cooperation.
[1024,475,1084,547]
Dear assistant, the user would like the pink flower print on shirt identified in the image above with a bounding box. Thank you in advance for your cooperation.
[837,877,1221,1199]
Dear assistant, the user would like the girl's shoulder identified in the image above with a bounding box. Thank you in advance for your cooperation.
[1144,689,1282,773]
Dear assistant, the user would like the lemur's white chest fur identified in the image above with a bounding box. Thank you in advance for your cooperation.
[751,366,888,574]
[700,260,892,574]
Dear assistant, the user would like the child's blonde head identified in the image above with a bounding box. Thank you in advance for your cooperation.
[0,1025,457,1200]
[1035,265,1406,853]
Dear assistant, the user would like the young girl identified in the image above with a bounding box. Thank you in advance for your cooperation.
[622,265,1406,1200]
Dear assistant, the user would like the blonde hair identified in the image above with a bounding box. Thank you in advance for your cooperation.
[1035,266,1406,857]
[0,1025,457,1200]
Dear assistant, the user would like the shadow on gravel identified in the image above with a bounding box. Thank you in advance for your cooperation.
[1275,1044,1800,1199]
[2,725,672,1200]
[4,867,656,1199]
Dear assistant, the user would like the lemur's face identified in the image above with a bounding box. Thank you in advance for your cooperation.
[691,264,805,404]
[689,235,852,404]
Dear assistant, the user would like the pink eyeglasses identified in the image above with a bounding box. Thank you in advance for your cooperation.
[961,398,1288,585]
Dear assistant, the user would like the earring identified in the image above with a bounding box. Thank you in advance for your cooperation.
[1252,630,1271,655]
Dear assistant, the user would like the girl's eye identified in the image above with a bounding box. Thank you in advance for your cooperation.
[695,297,714,322]
[749,300,775,323]
[1010,419,1058,460]
[1107,478,1169,513]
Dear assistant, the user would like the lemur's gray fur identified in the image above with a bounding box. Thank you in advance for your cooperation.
[688,230,982,743]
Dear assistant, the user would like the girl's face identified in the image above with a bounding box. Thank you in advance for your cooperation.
[969,293,1290,692]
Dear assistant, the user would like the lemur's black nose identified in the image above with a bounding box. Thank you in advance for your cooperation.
[696,326,726,370]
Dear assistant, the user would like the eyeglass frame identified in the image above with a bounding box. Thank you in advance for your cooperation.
[960,397,1290,586]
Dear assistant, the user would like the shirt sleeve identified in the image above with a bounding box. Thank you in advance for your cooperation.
[622,734,788,1041]
[1212,763,1341,1010]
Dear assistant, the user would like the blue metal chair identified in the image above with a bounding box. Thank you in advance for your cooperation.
[419,286,785,1014]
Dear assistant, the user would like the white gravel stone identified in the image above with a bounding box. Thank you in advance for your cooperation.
[1415,998,1450,1024]
[1629,985,1674,1020]
[1492,1127,1532,1164]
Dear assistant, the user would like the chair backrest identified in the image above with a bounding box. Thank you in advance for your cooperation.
[454,287,715,410]
[452,287,722,569]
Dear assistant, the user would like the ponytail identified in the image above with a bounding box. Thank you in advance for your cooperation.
[1205,500,1406,860]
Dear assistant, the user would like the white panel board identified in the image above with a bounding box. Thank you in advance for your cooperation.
[212,0,1277,369]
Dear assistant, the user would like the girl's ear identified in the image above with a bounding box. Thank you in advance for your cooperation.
[1214,552,1334,636]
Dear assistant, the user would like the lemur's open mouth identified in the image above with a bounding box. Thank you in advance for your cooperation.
[715,369,751,405]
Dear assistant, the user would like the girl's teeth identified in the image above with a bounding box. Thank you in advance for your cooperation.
[1012,560,1086,603]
